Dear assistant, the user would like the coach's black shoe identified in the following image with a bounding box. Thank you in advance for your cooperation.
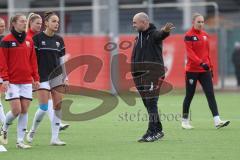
[153,131,164,141]
[138,131,155,143]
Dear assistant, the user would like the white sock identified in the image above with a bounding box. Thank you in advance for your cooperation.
[31,108,47,132]
[182,118,189,123]
[51,110,61,141]
[213,115,221,125]
[48,100,63,126]
[182,118,191,125]
[0,102,6,124]
[17,113,28,143]
[2,111,17,131]
[47,99,54,121]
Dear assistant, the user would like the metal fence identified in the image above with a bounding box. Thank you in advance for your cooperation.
[1,2,239,88]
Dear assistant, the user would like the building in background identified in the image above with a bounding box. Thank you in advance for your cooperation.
[0,0,239,88]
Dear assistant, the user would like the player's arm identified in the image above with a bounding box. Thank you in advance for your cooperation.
[0,41,9,81]
[59,37,68,83]
[0,41,10,91]
[30,44,40,81]
[29,40,40,89]
[32,34,38,52]
[206,34,214,76]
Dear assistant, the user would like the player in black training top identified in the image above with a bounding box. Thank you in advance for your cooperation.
[27,11,67,146]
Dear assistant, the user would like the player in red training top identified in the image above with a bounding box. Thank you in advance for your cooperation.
[26,13,42,38]
[0,14,40,149]
[181,13,230,130]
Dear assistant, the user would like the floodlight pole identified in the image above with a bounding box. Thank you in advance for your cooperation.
[60,0,65,35]
[108,0,119,95]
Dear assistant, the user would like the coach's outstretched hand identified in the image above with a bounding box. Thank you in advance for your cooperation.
[162,23,175,32]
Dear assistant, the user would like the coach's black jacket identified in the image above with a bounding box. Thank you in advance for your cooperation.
[131,23,169,86]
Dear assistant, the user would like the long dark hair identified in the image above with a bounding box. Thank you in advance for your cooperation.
[43,11,58,29]
[44,11,58,22]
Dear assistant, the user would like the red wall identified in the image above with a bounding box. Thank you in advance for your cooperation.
[64,36,111,90]
[64,34,218,90]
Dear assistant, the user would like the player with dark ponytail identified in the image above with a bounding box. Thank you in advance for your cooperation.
[27,12,67,146]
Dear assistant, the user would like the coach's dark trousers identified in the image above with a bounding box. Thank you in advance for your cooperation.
[183,71,219,119]
[134,78,162,133]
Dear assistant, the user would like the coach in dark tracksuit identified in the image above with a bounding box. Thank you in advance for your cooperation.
[131,12,174,142]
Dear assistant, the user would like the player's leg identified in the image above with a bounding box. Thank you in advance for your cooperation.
[16,84,33,148]
[0,83,6,125]
[0,88,6,125]
[0,84,22,145]
[47,94,69,131]
[199,72,230,129]
[0,100,5,125]
[182,72,198,129]
[50,85,66,146]
[0,99,21,145]
[47,95,54,121]
[16,98,31,149]
[27,82,50,143]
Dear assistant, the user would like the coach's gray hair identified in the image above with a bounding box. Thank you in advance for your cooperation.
[134,12,150,22]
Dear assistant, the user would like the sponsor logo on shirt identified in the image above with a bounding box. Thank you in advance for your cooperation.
[12,42,16,47]
[41,41,46,45]
[193,36,198,41]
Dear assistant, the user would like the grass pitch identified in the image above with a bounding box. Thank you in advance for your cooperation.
[0,91,239,160]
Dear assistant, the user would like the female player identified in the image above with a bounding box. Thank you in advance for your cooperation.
[0,17,6,125]
[26,13,42,37]
[26,13,69,132]
[27,11,67,146]
[0,75,5,126]
[182,13,230,129]
[0,14,40,149]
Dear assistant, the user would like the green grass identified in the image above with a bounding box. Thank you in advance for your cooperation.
[0,91,239,160]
